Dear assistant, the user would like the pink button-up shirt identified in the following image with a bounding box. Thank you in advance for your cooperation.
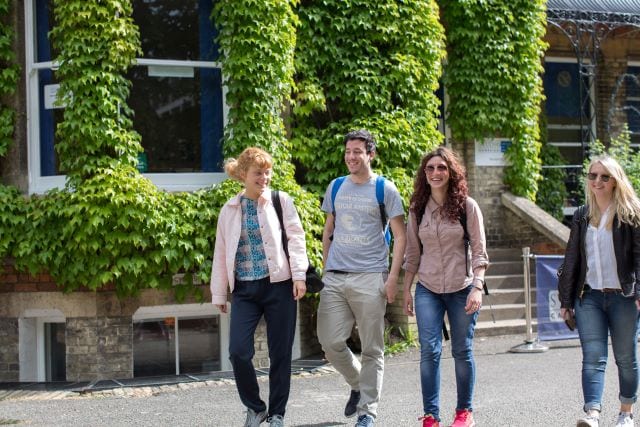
[404,197,489,294]
[210,189,308,305]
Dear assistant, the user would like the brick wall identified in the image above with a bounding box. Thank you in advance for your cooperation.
[451,140,563,254]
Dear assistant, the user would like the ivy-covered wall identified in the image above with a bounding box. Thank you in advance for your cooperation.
[291,0,446,202]
[0,0,548,296]
[440,0,547,201]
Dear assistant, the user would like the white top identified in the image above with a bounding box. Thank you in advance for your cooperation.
[585,208,621,290]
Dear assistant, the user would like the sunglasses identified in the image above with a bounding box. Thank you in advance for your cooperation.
[425,165,448,173]
[586,173,612,183]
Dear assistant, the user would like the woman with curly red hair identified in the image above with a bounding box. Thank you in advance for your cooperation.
[402,147,489,427]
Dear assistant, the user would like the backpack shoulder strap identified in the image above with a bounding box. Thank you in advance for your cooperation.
[272,190,290,259]
[376,176,391,246]
[459,203,469,243]
[375,176,388,227]
[330,176,347,216]
[459,198,489,295]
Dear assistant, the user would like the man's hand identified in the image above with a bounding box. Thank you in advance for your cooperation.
[385,274,399,303]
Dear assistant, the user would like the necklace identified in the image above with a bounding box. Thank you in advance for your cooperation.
[429,195,443,207]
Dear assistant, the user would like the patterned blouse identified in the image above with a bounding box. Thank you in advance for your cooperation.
[234,196,269,281]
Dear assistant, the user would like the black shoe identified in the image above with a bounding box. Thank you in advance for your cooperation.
[344,390,360,418]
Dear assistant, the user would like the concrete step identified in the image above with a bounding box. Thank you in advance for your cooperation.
[474,318,538,337]
[487,260,533,276]
[477,303,537,323]
[483,288,536,305]
[484,274,535,290]
[487,248,529,262]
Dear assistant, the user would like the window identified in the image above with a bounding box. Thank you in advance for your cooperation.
[624,64,640,146]
[132,303,230,377]
[543,59,593,213]
[25,0,227,194]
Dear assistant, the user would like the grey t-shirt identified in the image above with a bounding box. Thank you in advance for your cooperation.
[321,175,404,272]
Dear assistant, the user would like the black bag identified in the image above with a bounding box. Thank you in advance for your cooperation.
[272,191,325,293]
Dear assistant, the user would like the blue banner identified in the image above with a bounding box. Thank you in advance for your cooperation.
[535,255,579,341]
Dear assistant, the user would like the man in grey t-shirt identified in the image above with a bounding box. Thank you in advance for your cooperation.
[317,129,406,427]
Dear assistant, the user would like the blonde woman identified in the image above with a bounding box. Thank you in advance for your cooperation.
[211,147,307,427]
[558,155,640,427]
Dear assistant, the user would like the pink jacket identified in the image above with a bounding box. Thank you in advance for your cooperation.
[210,189,308,305]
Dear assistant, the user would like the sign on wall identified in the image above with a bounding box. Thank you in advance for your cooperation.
[475,138,511,166]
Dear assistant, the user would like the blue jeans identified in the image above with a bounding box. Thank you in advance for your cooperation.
[414,283,478,421]
[574,289,640,412]
[229,277,297,418]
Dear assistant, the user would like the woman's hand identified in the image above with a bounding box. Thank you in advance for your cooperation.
[403,286,415,316]
[293,280,306,300]
[465,287,483,315]
[215,303,228,314]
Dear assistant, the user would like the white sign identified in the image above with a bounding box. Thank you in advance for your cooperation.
[475,138,511,166]
[44,84,64,110]
[548,290,562,322]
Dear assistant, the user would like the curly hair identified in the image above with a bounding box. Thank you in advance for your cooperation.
[409,146,468,222]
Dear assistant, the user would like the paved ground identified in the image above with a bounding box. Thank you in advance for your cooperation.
[0,334,636,426]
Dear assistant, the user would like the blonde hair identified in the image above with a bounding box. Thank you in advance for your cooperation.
[224,147,273,181]
[585,155,640,228]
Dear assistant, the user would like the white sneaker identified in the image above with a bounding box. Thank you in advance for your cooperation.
[616,412,634,427]
[244,408,267,427]
[576,414,599,427]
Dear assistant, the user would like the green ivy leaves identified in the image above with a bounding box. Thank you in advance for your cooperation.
[214,0,325,266]
[11,166,233,297]
[0,0,19,157]
[441,0,547,200]
[291,0,446,201]
[50,0,142,186]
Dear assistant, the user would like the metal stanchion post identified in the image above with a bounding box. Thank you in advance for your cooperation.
[509,247,549,353]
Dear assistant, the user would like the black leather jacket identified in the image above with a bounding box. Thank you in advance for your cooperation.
[558,205,640,308]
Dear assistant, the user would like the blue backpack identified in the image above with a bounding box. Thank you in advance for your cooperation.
[330,175,391,246]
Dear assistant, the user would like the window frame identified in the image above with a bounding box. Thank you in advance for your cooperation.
[133,303,231,373]
[24,0,229,195]
[624,61,640,146]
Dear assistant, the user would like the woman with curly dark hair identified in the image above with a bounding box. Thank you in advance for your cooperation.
[402,147,489,427]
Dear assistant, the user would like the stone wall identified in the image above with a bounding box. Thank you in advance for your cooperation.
[0,260,276,380]
[0,318,19,381]
[299,297,321,358]
[65,316,133,381]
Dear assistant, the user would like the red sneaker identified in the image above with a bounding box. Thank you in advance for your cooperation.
[419,414,440,427]
[449,409,475,427]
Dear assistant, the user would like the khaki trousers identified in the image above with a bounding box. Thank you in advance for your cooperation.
[317,271,387,419]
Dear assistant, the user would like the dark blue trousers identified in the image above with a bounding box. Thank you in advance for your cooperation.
[229,277,297,417]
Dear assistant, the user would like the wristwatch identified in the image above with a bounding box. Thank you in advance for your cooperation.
[473,277,485,290]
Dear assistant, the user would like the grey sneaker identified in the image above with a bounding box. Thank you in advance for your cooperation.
[244,408,267,427]
[344,390,360,418]
[355,414,374,427]
[616,412,634,427]
[576,414,599,427]
[268,415,284,427]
